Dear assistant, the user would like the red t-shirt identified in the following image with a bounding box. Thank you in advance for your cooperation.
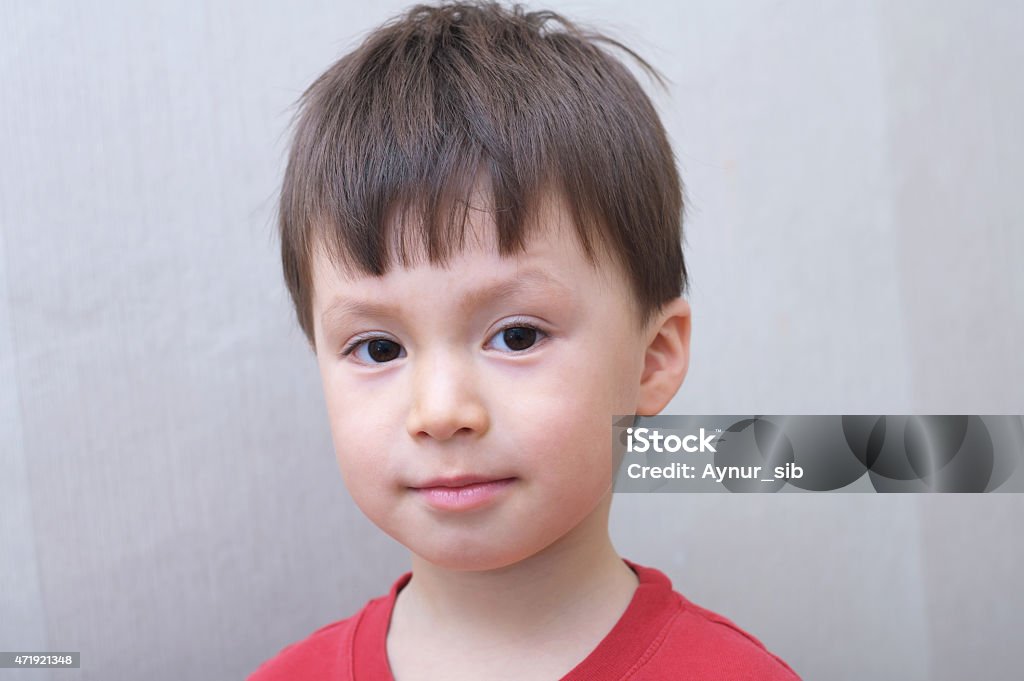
[249,559,800,680]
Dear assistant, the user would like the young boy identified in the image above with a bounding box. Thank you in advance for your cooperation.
[252,1,799,679]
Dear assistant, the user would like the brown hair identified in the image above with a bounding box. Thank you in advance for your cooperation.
[279,1,687,351]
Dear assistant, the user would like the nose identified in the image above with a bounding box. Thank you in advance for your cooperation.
[406,348,489,441]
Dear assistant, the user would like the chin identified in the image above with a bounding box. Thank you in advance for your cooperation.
[409,535,544,572]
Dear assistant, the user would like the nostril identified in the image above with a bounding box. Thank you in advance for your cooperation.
[407,405,489,442]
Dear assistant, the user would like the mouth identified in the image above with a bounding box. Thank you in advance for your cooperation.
[410,476,517,511]
[411,474,516,489]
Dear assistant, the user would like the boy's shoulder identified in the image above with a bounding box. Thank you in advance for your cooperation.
[247,615,354,680]
[247,562,799,681]
[592,560,800,680]
[654,587,800,680]
[246,575,404,681]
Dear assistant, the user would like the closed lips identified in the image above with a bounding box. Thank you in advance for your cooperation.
[413,475,516,489]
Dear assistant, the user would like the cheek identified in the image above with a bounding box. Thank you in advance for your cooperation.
[330,431,404,539]
[322,385,397,507]
[509,351,626,482]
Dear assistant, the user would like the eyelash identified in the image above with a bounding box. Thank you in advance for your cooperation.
[340,319,548,361]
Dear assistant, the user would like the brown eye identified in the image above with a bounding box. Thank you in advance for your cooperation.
[503,327,537,351]
[491,324,544,353]
[366,339,402,363]
[345,337,405,364]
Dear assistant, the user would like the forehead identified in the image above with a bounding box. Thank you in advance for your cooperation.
[310,188,623,313]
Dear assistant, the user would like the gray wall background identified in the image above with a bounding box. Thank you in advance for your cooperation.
[2,1,1021,679]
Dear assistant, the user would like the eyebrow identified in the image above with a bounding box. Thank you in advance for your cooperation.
[320,269,571,329]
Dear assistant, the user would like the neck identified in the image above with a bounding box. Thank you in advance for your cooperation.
[391,495,638,640]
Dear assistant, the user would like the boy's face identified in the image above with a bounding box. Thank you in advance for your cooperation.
[311,192,653,571]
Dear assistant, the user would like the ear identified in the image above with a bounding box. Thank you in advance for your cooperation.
[636,298,691,416]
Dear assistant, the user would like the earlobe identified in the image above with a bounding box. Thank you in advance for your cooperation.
[636,298,692,416]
